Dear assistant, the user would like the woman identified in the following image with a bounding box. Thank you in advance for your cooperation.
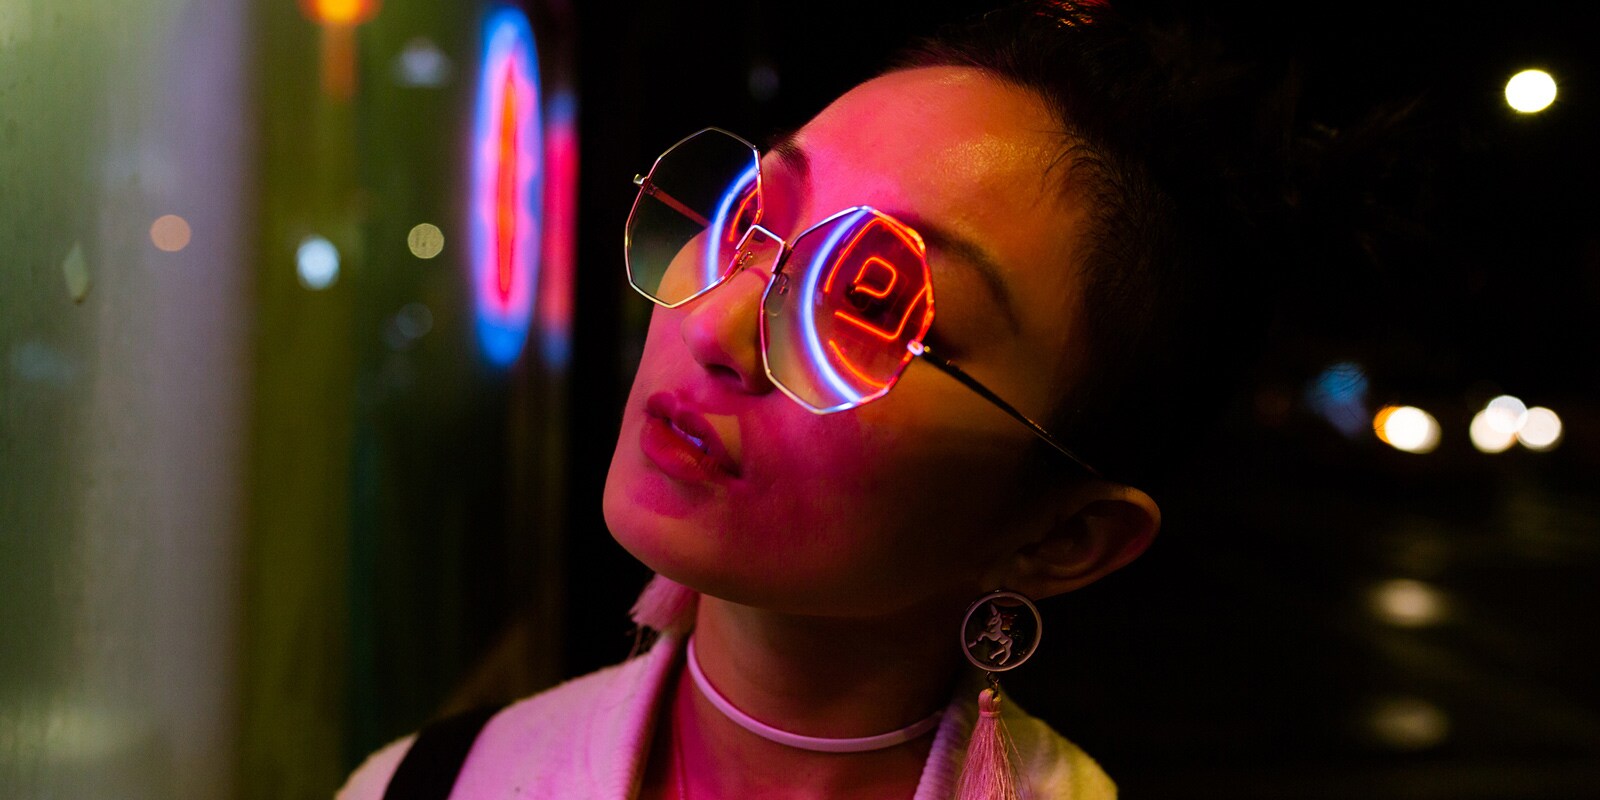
[345,2,1291,797]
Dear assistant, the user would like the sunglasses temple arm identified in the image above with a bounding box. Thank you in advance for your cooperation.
[633,175,711,227]
[912,344,1102,479]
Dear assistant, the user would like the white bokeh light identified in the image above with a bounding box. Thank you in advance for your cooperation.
[1483,395,1528,434]
[1505,69,1557,113]
[1470,409,1517,453]
[297,235,340,290]
[1517,406,1563,451]
[1380,406,1440,454]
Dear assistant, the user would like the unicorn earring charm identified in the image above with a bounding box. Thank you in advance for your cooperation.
[961,589,1042,672]
[955,589,1043,800]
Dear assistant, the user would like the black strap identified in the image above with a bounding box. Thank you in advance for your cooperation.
[381,705,506,800]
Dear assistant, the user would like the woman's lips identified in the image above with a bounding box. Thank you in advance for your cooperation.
[641,392,741,481]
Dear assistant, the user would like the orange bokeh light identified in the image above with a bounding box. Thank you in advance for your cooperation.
[300,0,380,26]
[300,0,381,100]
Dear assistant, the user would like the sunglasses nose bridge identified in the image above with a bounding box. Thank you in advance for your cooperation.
[729,223,788,281]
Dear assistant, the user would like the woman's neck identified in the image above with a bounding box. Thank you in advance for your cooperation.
[693,594,963,738]
[653,593,966,800]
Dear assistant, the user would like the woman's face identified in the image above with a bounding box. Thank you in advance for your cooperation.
[604,66,1096,618]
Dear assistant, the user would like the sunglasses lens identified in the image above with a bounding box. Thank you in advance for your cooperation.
[626,131,762,305]
[762,209,933,411]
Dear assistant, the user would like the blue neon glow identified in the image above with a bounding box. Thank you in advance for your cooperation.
[1305,360,1370,438]
[799,210,874,407]
[470,6,542,368]
[703,164,760,289]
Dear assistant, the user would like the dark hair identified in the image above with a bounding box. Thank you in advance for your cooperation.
[897,1,1311,491]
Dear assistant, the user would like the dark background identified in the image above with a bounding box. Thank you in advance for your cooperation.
[557,2,1600,797]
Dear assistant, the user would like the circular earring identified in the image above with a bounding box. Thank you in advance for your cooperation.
[960,589,1043,672]
[955,589,1042,800]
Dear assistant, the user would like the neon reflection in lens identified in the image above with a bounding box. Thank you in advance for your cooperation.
[703,164,759,289]
[827,340,889,389]
[849,257,898,299]
[825,221,929,343]
[800,209,875,406]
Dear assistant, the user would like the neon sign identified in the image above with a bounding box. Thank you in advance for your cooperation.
[537,90,578,369]
[471,7,541,367]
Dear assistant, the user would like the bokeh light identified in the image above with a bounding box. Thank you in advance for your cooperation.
[1470,409,1517,453]
[1483,394,1528,434]
[1373,405,1397,444]
[407,223,445,259]
[300,0,380,25]
[748,62,780,102]
[296,235,340,290]
[1517,406,1563,451]
[1306,361,1370,438]
[150,214,192,252]
[1369,696,1450,750]
[1370,578,1446,627]
[383,303,434,351]
[1374,405,1440,453]
[395,37,452,87]
[1505,68,1557,113]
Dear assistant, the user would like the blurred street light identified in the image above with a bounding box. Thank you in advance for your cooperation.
[1375,405,1441,454]
[1505,69,1557,113]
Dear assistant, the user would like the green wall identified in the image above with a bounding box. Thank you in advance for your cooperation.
[0,2,251,798]
[1,2,574,797]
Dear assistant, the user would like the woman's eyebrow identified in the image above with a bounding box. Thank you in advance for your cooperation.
[766,134,1020,334]
[768,131,811,186]
[902,217,1022,335]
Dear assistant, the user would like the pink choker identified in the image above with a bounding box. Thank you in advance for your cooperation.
[684,637,945,754]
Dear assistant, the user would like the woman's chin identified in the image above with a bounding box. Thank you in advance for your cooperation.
[604,473,707,584]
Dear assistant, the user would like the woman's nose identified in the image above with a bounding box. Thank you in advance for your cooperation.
[678,258,777,394]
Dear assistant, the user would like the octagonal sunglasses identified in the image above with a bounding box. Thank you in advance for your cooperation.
[625,127,1099,477]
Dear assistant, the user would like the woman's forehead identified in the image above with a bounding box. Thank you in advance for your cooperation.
[798,67,1065,200]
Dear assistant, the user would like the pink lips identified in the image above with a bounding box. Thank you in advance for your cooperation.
[641,392,741,481]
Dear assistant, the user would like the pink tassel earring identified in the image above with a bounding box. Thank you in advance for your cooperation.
[629,573,700,638]
[956,590,1043,800]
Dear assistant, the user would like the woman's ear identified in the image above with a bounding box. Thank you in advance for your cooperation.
[983,482,1160,600]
